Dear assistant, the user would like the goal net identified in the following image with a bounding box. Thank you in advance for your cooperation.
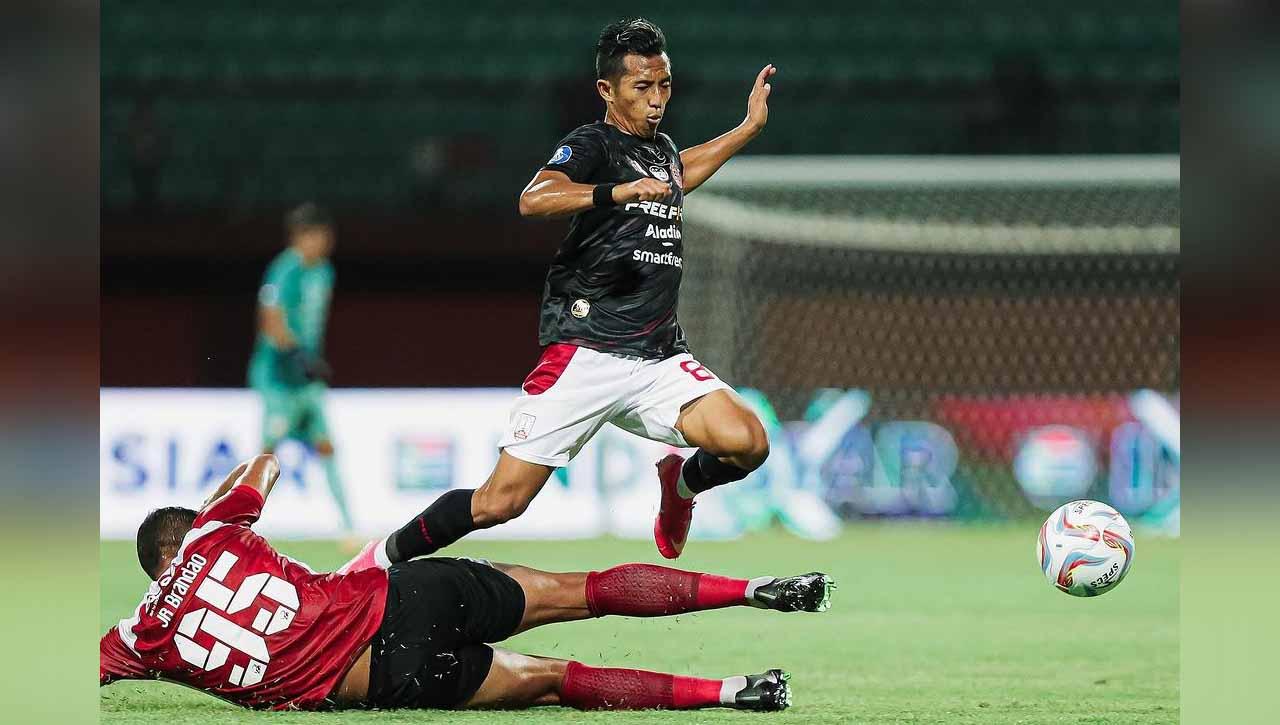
[680,156,1179,525]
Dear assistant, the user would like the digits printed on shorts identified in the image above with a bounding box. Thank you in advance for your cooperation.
[680,360,715,382]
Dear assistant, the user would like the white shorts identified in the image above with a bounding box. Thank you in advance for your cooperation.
[498,344,733,468]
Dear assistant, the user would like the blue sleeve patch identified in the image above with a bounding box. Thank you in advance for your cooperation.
[548,145,572,165]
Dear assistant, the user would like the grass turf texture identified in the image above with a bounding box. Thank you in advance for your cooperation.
[101,524,1177,724]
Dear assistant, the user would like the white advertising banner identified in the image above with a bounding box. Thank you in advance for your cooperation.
[101,388,697,540]
[101,387,1179,540]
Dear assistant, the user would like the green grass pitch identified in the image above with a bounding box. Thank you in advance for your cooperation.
[100,524,1177,724]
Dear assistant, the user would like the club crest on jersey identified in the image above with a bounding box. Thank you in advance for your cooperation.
[571,298,591,318]
[649,165,670,182]
[670,163,682,188]
[548,145,572,165]
[513,413,536,440]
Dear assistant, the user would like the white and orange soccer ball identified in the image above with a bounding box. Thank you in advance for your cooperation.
[1036,500,1135,597]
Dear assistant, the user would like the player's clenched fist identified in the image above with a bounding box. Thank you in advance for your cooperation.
[614,177,673,203]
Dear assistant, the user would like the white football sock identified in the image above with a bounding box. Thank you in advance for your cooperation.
[676,473,696,500]
[719,675,748,705]
[744,575,775,607]
[374,536,393,569]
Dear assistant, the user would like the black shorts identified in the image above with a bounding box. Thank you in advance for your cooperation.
[367,557,526,710]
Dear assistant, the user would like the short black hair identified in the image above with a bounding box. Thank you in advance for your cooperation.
[285,201,333,231]
[136,506,198,579]
[596,18,667,82]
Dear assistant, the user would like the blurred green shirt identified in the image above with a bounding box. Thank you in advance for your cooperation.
[248,249,334,390]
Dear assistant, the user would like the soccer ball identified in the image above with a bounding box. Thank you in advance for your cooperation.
[1036,500,1135,597]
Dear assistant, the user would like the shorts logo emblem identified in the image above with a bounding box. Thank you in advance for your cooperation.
[513,413,536,440]
[548,145,572,164]
[571,299,591,318]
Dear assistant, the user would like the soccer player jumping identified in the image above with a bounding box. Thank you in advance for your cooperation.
[100,455,834,711]
[353,17,778,567]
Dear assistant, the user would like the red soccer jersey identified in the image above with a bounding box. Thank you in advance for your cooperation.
[99,485,388,710]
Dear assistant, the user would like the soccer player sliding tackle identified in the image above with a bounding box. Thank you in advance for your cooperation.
[100,455,835,711]
[371,17,780,567]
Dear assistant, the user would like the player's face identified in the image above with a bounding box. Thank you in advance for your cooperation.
[603,53,672,137]
[293,225,335,263]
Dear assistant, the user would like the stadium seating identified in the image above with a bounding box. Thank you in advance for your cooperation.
[101,1,1178,209]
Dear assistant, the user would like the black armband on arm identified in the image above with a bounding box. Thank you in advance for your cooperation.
[593,183,618,208]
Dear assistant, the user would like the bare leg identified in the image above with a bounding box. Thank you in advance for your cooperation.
[462,649,565,708]
[470,452,555,528]
[355,452,554,569]
[655,389,772,558]
[675,389,770,471]
[491,564,591,634]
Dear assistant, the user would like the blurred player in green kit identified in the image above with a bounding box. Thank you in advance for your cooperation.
[248,202,352,531]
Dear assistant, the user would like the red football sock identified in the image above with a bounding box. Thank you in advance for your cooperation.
[585,563,750,617]
[560,661,726,710]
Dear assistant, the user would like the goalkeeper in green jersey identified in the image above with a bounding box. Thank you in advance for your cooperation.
[247,202,352,531]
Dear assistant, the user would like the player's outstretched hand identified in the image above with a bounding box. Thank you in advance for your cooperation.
[614,177,673,203]
[745,63,775,133]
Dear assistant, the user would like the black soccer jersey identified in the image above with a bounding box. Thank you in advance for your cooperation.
[536,121,689,359]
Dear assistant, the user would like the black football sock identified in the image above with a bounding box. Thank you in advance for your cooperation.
[681,449,752,495]
[384,489,476,563]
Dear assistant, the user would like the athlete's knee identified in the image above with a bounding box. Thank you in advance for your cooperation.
[715,415,770,468]
[743,424,770,469]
